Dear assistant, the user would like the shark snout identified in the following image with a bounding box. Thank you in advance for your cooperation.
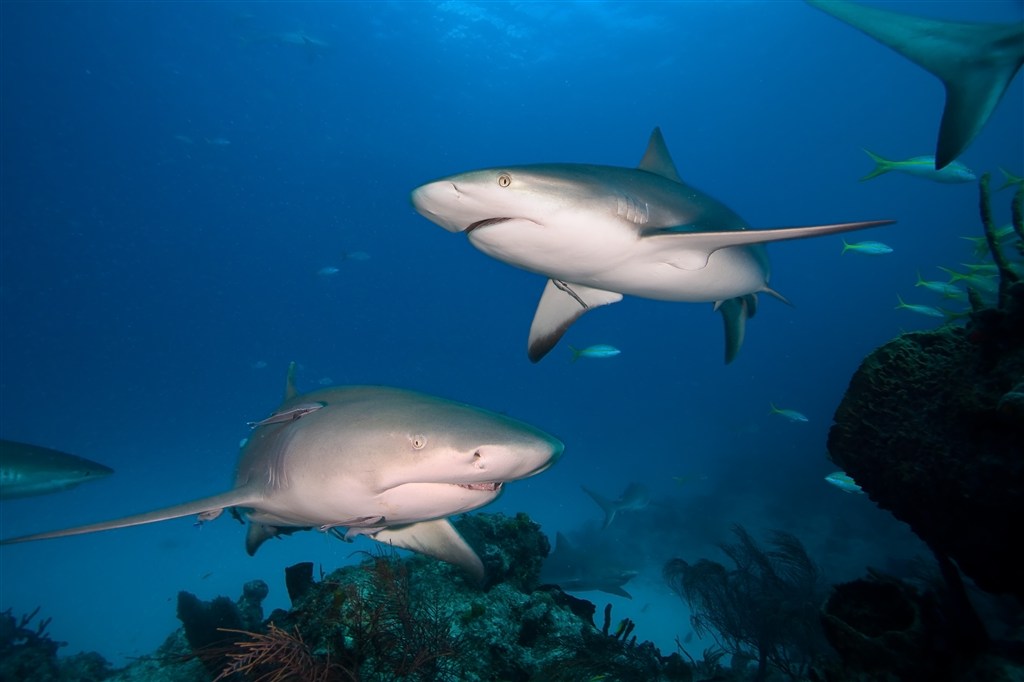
[411,181,469,233]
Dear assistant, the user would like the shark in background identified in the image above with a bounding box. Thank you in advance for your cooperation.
[807,0,1024,169]
[411,128,893,363]
[0,439,113,500]
[1,365,563,583]
[540,532,639,599]
[582,482,651,529]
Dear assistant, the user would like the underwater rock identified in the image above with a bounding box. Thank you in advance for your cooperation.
[175,591,243,676]
[820,573,942,679]
[237,579,269,630]
[827,287,1024,600]
[284,561,315,604]
[820,570,1024,682]
[454,511,551,592]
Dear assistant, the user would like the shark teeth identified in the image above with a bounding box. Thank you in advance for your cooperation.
[459,482,503,492]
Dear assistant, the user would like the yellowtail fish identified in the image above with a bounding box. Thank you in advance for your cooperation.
[895,295,945,318]
[914,272,964,299]
[769,403,808,422]
[937,267,998,295]
[997,168,1024,192]
[859,149,976,183]
[842,239,892,255]
[824,471,864,494]
[569,344,621,361]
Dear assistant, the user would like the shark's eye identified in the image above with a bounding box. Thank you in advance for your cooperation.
[410,435,427,450]
[497,173,511,188]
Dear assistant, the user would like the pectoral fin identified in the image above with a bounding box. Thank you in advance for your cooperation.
[643,220,894,252]
[1,488,261,545]
[372,518,484,584]
[528,279,622,362]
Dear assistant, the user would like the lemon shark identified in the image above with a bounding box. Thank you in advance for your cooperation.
[411,128,893,363]
[0,366,563,582]
[0,439,113,500]
[807,0,1024,170]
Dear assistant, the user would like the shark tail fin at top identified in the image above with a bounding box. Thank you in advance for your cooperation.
[0,488,260,545]
[581,485,617,529]
[859,148,893,182]
[807,0,1024,169]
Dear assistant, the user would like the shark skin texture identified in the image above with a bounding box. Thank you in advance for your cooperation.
[411,128,894,363]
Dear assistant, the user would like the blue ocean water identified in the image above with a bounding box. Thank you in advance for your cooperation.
[1,0,1021,667]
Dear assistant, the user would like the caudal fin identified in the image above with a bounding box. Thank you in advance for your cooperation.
[807,0,1024,169]
[859,148,892,181]
[581,485,618,528]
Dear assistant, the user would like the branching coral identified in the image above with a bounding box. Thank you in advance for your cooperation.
[213,623,335,682]
[664,525,832,681]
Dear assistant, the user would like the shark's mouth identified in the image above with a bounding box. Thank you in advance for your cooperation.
[458,481,503,492]
[465,217,511,234]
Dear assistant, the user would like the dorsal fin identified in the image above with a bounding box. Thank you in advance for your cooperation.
[637,127,683,183]
[284,361,299,400]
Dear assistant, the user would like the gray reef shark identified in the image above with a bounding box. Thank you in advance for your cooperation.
[582,483,651,529]
[242,30,330,62]
[0,365,562,582]
[411,128,893,363]
[0,439,113,500]
[807,0,1024,169]
[540,532,638,599]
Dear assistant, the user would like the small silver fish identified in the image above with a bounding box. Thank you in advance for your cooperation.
[769,402,808,422]
[317,266,340,277]
[842,239,893,255]
[860,150,976,184]
[895,295,945,318]
[825,471,864,494]
[569,344,621,361]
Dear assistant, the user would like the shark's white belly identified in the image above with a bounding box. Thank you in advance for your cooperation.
[470,228,768,302]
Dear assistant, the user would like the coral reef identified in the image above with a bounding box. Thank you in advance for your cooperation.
[663,525,833,681]
[827,177,1024,601]
[2,512,692,682]
[0,607,111,682]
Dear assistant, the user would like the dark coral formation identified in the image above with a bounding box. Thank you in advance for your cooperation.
[0,608,110,682]
[819,569,1024,682]
[827,180,1024,602]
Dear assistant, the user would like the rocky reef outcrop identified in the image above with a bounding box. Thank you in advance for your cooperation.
[828,179,1024,602]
